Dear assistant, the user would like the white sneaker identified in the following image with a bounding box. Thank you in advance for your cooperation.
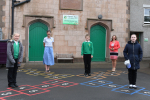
[132,85,137,89]
[129,84,133,89]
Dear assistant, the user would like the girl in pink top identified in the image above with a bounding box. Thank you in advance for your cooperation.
[109,35,120,72]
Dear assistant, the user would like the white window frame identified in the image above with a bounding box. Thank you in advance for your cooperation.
[143,4,150,24]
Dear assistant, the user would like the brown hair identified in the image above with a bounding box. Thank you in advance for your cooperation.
[111,35,117,41]
[85,34,90,38]
[130,34,137,38]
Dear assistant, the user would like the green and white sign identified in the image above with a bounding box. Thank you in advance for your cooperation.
[144,38,148,42]
[63,15,78,25]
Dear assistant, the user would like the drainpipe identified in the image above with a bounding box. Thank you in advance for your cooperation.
[11,0,31,38]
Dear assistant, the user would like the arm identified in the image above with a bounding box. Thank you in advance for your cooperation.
[91,42,94,56]
[109,42,112,50]
[43,38,45,47]
[7,42,15,64]
[81,42,84,56]
[43,43,45,47]
[113,41,120,50]
[139,45,143,62]
[123,44,128,60]
[18,43,24,63]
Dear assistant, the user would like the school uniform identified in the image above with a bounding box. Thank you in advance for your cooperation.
[109,40,120,59]
[43,37,54,66]
[81,41,94,75]
[123,41,143,85]
[6,40,23,87]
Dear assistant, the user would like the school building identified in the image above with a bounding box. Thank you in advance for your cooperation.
[130,0,150,60]
[0,0,134,62]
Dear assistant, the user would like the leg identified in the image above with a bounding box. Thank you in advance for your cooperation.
[45,64,48,72]
[87,54,91,74]
[13,59,18,85]
[7,67,14,86]
[114,59,117,70]
[47,65,50,72]
[83,54,88,74]
[128,69,133,85]
[132,69,137,85]
[111,59,115,71]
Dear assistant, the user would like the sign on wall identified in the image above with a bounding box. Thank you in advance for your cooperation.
[144,38,148,42]
[63,15,78,25]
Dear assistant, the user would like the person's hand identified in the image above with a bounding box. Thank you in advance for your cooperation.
[18,62,20,64]
[81,56,83,58]
[91,56,93,58]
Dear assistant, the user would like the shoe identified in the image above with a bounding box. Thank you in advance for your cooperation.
[84,73,87,76]
[112,68,116,72]
[88,73,91,76]
[47,70,51,73]
[14,84,18,87]
[8,85,16,88]
[128,84,133,89]
[132,85,137,89]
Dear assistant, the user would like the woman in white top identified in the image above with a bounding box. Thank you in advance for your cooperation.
[43,30,54,73]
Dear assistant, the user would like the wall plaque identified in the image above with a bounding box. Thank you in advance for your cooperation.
[59,0,83,11]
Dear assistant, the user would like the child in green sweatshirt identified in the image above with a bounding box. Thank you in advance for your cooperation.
[81,34,94,76]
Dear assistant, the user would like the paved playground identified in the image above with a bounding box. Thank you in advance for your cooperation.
[0,62,150,100]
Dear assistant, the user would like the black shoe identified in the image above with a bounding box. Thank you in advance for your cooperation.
[14,84,18,87]
[88,73,91,76]
[8,85,16,88]
[84,73,87,76]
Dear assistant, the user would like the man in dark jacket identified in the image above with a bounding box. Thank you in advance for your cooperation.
[123,34,143,89]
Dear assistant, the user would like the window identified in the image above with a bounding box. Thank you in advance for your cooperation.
[144,8,150,23]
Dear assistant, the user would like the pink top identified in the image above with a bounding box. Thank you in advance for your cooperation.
[109,40,120,52]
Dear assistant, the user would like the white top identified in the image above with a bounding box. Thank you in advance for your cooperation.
[43,37,54,47]
[14,40,18,45]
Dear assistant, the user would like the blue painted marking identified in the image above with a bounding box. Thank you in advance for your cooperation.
[80,79,149,96]
[138,90,150,96]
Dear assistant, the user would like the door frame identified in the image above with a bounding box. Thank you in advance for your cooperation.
[87,19,112,61]
[28,22,49,62]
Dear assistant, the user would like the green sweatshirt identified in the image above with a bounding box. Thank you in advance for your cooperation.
[81,41,94,56]
[13,41,20,59]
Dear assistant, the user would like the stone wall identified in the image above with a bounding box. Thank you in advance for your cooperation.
[2,0,129,61]
[0,0,5,39]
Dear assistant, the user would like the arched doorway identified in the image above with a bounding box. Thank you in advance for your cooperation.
[29,22,48,61]
[90,25,106,61]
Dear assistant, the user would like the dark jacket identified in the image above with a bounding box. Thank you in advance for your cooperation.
[6,40,23,68]
[123,41,143,70]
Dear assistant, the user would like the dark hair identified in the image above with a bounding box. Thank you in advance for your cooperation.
[111,35,117,41]
[47,30,51,33]
[85,34,90,38]
[130,34,137,38]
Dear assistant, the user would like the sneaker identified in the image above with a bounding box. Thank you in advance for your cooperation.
[88,73,91,76]
[132,85,137,89]
[84,73,87,76]
[129,84,133,89]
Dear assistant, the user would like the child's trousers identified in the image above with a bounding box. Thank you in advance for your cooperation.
[7,59,18,85]
[83,54,91,74]
[128,69,137,85]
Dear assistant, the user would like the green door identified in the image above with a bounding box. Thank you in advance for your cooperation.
[29,22,48,61]
[90,25,106,61]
